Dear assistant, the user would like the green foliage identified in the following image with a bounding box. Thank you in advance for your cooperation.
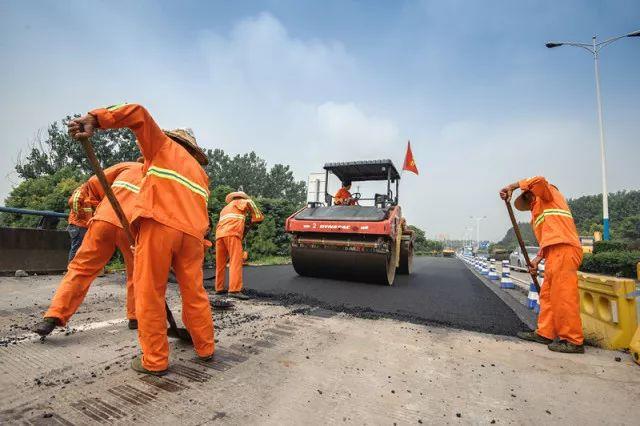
[16,116,139,179]
[204,149,306,205]
[568,190,640,242]
[246,217,278,258]
[409,225,444,255]
[244,198,302,258]
[593,240,630,255]
[497,222,536,250]
[617,215,640,242]
[1,167,84,228]
[580,251,640,278]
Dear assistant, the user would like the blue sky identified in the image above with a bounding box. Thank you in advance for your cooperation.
[1,0,638,240]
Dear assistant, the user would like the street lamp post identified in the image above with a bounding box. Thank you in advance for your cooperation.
[546,29,640,241]
[470,216,486,251]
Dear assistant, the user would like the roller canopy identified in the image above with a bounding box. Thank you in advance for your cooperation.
[323,159,401,182]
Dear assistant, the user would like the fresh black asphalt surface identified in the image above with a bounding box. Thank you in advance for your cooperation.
[215,257,529,336]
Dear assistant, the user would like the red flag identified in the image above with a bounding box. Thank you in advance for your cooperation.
[402,141,419,175]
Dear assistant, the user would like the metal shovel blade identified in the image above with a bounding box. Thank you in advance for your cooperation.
[167,326,193,342]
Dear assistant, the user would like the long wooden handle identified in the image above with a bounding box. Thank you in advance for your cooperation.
[78,137,135,247]
[504,199,541,293]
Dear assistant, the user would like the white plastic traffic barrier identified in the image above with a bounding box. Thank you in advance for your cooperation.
[500,263,515,289]
[501,260,510,277]
[488,258,499,280]
[527,280,539,312]
[481,260,489,275]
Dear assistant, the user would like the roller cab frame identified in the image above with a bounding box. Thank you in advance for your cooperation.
[285,159,414,285]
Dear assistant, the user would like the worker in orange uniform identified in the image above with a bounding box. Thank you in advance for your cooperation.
[66,185,96,262]
[33,161,143,337]
[500,176,584,354]
[68,104,214,376]
[334,180,357,205]
[215,191,264,299]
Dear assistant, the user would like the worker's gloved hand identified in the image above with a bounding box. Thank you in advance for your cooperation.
[68,114,99,140]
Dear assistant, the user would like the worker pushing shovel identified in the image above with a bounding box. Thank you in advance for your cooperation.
[69,104,215,376]
[500,176,585,354]
[33,160,143,338]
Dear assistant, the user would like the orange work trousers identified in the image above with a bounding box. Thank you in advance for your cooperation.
[45,220,135,325]
[215,236,243,292]
[536,243,584,345]
[134,218,214,371]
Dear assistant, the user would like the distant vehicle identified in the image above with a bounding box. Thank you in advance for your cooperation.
[442,248,455,257]
[490,248,510,261]
[579,236,595,254]
[510,246,540,268]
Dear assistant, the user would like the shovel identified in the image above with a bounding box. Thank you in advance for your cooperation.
[77,136,193,343]
[503,199,541,293]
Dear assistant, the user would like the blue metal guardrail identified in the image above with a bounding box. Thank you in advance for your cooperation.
[0,206,68,230]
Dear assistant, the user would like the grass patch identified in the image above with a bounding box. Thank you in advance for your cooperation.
[247,256,291,266]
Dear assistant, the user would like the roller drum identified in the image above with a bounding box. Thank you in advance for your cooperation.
[291,245,396,285]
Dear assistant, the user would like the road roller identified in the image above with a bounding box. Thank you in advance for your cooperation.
[285,159,414,285]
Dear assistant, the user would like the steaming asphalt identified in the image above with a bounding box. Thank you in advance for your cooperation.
[216,257,529,336]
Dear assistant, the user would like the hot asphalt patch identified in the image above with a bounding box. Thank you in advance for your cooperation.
[224,257,530,336]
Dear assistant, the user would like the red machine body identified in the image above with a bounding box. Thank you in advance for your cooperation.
[285,160,413,285]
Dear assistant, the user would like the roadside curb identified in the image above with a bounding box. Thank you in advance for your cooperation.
[459,258,537,330]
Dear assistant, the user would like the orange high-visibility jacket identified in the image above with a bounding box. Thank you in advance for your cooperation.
[334,187,353,206]
[215,198,264,240]
[90,104,210,241]
[88,162,144,228]
[518,176,581,251]
[67,186,96,227]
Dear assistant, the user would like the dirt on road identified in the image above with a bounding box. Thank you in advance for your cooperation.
[1,267,639,425]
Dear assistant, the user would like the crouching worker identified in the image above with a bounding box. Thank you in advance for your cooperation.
[68,104,214,376]
[34,160,143,336]
[215,191,264,299]
[500,176,584,354]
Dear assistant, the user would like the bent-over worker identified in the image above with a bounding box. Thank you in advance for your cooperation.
[334,180,356,206]
[34,161,143,336]
[68,104,214,376]
[215,191,264,299]
[500,176,584,354]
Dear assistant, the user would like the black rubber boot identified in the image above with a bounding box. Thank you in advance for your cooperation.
[228,291,249,300]
[548,340,585,354]
[33,317,58,337]
[197,353,214,362]
[128,319,138,330]
[516,331,553,345]
[130,356,168,376]
[214,290,228,296]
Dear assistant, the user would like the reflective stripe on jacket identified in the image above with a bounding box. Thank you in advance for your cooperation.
[91,162,144,228]
[215,198,264,240]
[91,104,210,241]
[67,186,94,228]
[518,176,581,251]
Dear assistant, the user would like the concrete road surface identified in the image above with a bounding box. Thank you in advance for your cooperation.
[1,257,639,424]
[233,257,530,336]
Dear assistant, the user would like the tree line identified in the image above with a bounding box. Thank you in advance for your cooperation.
[1,116,306,260]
